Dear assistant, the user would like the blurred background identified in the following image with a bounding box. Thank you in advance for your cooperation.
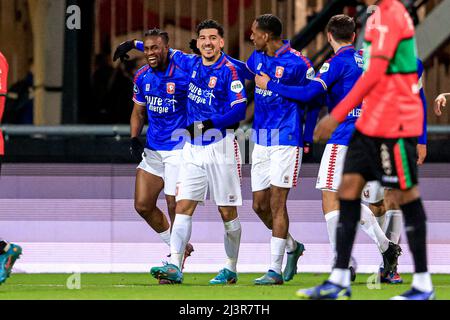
[1,0,450,274]
[0,0,450,162]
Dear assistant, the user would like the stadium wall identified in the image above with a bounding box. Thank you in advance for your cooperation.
[1,163,450,274]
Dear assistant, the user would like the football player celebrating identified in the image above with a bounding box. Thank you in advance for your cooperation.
[148,20,247,285]
[130,29,193,283]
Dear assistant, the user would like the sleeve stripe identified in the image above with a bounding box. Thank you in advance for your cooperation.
[133,98,146,106]
[312,78,327,90]
[230,98,247,107]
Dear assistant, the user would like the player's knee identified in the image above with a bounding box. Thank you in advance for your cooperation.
[134,200,156,218]
[252,201,269,215]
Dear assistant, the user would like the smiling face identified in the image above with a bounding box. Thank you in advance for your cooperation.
[143,35,169,69]
[250,21,269,52]
[197,28,224,62]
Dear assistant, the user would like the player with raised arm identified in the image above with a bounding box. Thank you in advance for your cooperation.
[148,20,247,285]
[130,29,193,283]
[297,0,434,300]
[255,14,402,282]
[0,51,23,285]
[362,58,429,285]
[247,14,313,285]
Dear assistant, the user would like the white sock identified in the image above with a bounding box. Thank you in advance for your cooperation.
[375,214,386,230]
[285,233,297,253]
[329,268,351,287]
[385,210,403,244]
[325,210,339,253]
[359,204,390,253]
[383,210,393,233]
[223,217,241,273]
[158,229,171,247]
[0,241,10,253]
[170,214,192,269]
[270,237,287,275]
[412,272,433,292]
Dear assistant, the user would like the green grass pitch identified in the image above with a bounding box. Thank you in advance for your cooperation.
[1,273,449,300]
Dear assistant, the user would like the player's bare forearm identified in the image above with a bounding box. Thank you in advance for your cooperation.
[130,104,146,138]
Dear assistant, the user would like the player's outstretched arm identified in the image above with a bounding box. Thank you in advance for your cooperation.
[434,93,449,116]
[330,57,389,122]
[314,57,389,142]
[225,55,254,81]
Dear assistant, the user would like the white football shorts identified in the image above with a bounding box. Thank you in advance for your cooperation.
[316,144,348,192]
[137,148,183,196]
[251,143,303,192]
[176,133,242,206]
[362,180,385,204]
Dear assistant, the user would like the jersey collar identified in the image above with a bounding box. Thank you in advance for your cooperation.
[209,52,227,69]
[335,44,355,55]
[274,40,291,58]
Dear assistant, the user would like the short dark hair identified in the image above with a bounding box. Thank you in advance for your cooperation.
[326,15,355,43]
[144,28,169,44]
[255,14,283,38]
[196,19,224,37]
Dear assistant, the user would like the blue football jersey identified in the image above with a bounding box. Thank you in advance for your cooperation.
[312,45,363,146]
[417,58,427,144]
[246,41,315,147]
[170,49,247,146]
[133,61,189,151]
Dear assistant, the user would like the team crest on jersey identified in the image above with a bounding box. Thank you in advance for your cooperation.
[363,190,370,199]
[275,66,285,79]
[192,71,197,79]
[146,84,151,91]
[133,84,139,94]
[167,82,176,94]
[208,77,218,89]
[257,63,263,71]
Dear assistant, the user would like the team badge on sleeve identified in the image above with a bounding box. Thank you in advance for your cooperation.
[320,63,330,74]
[133,84,140,94]
[208,77,218,89]
[275,66,285,79]
[306,67,316,80]
[167,82,176,94]
[230,80,244,94]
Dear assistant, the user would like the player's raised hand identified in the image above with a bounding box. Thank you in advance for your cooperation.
[416,144,427,165]
[434,93,448,116]
[113,40,136,62]
[255,72,271,90]
[313,115,339,143]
